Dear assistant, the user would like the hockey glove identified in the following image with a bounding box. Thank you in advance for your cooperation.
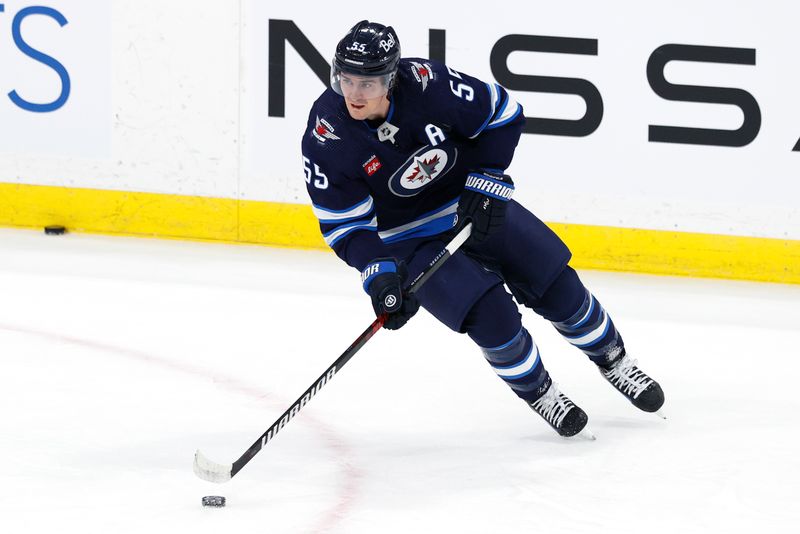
[457,170,514,244]
[361,258,420,330]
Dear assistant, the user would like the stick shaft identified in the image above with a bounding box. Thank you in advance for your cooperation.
[227,223,472,478]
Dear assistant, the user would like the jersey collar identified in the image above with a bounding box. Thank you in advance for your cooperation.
[363,98,395,132]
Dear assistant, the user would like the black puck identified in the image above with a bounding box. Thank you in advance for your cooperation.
[201,495,226,507]
[44,225,67,235]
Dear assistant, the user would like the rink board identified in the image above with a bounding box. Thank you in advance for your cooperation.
[1,181,797,284]
[1,1,799,283]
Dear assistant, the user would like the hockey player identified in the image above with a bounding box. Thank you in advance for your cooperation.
[301,20,665,437]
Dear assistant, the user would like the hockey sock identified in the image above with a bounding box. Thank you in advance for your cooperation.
[551,289,624,367]
[479,327,551,402]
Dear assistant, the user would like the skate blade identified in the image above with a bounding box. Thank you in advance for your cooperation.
[576,426,596,440]
[654,409,667,420]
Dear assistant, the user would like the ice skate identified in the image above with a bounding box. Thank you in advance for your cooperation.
[600,351,665,413]
[529,381,590,438]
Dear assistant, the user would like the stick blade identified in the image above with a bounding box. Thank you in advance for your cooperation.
[193,449,233,483]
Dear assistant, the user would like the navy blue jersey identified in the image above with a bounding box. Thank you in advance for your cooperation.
[301,58,524,270]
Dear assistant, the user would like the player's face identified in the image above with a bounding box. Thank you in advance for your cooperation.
[339,74,390,121]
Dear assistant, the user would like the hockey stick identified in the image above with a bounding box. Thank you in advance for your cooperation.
[194,222,472,483]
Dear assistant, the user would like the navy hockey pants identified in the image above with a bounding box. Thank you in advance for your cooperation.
[384,200,625,402]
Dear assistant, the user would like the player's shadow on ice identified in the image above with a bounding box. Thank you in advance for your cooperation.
[519,415,665,444]
[591,415,666,430]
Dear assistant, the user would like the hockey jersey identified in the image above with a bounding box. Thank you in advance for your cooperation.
[301,58,525,270]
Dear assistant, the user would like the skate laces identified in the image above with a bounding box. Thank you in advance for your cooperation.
[602,354,653,399]
[530,383,574,428]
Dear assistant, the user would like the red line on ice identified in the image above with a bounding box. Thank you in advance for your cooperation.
[0,322,360,533]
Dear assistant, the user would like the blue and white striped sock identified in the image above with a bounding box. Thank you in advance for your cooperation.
[552,290,624,367]
[480,327,551,402]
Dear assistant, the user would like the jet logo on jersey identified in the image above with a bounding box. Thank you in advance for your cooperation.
[362,155,382,176]
[388,145,458,197]
[407,154,440,183]
[410,61,434,92]
[312,116,340,143]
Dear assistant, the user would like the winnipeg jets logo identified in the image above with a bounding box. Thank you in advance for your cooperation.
[312,116,340,143]
[388,146,458,197]
[406,154,441,184]
[410,61,434,91]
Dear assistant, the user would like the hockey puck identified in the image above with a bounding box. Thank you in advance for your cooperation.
[44,225,67,235]
[201,495,225,507]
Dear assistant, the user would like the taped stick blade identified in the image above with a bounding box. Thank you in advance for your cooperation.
[193,449,233,483]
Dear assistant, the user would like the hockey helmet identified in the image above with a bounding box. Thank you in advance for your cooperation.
[331,20,401,98]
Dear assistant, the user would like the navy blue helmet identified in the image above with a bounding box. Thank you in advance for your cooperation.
[331,20,401,97]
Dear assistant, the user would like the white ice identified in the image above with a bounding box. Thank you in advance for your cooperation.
[0,227,798,533]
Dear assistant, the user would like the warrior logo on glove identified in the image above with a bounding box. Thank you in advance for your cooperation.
[457,170,515,244]
[464,173,514,201]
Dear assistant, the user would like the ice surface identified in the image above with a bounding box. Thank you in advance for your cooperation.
[1,228,798,533]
